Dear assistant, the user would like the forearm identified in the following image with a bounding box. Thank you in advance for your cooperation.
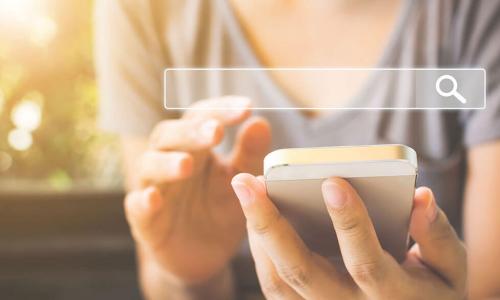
[465,142,500,300]
[138,248,236,300]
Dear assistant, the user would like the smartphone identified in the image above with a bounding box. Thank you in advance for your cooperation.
[263,144,417,263]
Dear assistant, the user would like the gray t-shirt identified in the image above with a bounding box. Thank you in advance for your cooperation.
[95,0,500,295]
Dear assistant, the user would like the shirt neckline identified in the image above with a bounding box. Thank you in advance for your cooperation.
[217,0,416,134]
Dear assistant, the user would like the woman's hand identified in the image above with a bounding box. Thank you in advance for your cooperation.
[124,97,272,286]
[231,174,467,300]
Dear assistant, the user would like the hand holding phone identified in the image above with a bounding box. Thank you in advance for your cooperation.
[263,144,417,261]
[231,146,466,299]
[231,171,466,299]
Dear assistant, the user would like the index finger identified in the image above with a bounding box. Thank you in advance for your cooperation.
[183,96,251,124]
[248,231,303,299]
[231,174,314,280]
[149,96,251,151]
[322,178,399,290]
[231,173,341,297]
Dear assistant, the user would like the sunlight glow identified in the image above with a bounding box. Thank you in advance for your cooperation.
[11,100,42,132]
[8,128,33,151]
[0,0,37,22]
[30,15,58,46]
[0,0,57,46]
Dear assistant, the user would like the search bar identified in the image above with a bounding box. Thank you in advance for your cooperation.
[163,68,486,110]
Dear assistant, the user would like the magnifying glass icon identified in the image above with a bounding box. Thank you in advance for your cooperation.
[435,74,467,104]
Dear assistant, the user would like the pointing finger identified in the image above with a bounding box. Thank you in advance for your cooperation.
[138,151,193,187]
[149,118,223,151]
[184,96,251,124]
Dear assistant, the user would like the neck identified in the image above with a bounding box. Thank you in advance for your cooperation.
[229,0,376,16]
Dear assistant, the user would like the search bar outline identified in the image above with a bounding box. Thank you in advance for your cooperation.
[163,67,486,110]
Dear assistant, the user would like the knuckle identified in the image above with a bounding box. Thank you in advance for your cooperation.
[123,194,134,218]
[347,260,385,284]
[276,263,311,289]
[149,130,160,148]
[260,274,288,298]
[137,153,153,181]
[123,191,142,222]
[149,120,185,149]
[457,241,467,265]
[332,206,363,233]
[149,121,170,147]
[249,211,282,236]
[430,213,457,244]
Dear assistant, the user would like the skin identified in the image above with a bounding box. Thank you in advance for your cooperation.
[231,174,467,300]
[229,0,401,114]
[118,1,500,299]
[123,99,500,299]
[465,142,500,299]
[122,97,272,299]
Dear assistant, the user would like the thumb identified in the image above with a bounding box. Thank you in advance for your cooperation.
[231,116,272,175]
[408,187,467,290]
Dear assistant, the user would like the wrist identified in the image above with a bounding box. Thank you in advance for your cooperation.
[138,247,236,300]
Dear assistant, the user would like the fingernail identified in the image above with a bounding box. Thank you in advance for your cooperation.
[199,119,218,140]
[231,181,254,206]
[322,181,348,208]
[425,192,438,222]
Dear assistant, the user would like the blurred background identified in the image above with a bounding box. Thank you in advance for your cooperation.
[0,1,139,298]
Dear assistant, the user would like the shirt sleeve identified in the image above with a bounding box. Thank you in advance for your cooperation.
[94,0,177,136]
[458,0,500,147]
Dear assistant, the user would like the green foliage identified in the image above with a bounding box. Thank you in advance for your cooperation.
[0,0,121,190]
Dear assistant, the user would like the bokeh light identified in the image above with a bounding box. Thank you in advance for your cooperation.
[0,1,121,188]
[8,128,33,151]
[30,15,58,46]
[0,0,57,47]
[11,99,43,132]
[0,0,38,23]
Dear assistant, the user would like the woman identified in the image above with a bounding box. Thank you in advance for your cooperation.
[95,0,500,299]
